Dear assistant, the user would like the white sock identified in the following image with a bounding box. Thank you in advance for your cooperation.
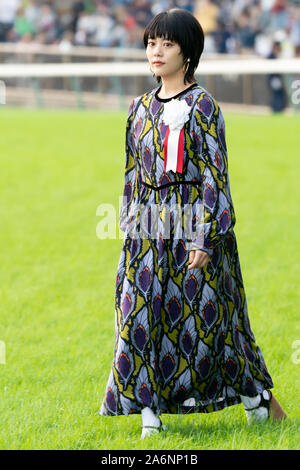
[183,398,196,406]
[240,390,270,422]
[141,407,161,427]
[240,393,261,409]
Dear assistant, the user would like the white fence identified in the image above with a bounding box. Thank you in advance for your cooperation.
[0,43,299,110]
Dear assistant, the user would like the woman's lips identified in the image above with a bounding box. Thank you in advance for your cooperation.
[153,62,165,66]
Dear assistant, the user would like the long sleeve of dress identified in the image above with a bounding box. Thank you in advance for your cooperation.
[188,97,236,256]
[119,98,140,233]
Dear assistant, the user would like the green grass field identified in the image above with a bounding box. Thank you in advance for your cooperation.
[0,107,299,450]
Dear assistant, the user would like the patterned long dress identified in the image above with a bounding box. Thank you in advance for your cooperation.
[99,82,274,417]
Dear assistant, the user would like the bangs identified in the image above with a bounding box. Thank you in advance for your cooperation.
[143,13,180,45]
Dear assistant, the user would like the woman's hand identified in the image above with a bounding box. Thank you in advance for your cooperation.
[188,249,211,270]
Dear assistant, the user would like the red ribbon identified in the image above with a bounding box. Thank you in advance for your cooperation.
[163,127,184,174]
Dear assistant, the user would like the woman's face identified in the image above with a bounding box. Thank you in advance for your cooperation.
[146,35,185,79]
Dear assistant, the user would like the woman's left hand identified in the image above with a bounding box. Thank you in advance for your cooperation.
[188,249,211,269]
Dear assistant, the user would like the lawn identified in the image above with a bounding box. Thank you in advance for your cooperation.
[0,106,299,449]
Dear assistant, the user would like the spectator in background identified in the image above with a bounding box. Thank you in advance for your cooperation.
[35,3,57,44]
[129,0,152,28]
[74,9,96,46]
[58,30,74,52]
[194,0,219,34]
[236,8,259,52]
[121,7,141,47]
[267,40,287,112]
[24,1,40,28]
[175,0,194,13]
[94,3,115,47]
[150,1,174,16]
[194,0,219,52]
[70,0,85,34]
[12,6,35,41]
[289,2,300,48]
[108,16,129,47]
[0,0,299,56]
[0,0,20,42]
[295,42,300,56]
[213,18,238,54]
[269,0,290,31]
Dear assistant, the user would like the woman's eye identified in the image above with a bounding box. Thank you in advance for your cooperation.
[148,41,172,46]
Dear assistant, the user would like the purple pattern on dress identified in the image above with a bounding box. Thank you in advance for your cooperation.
[225,358,238,379]
[198,97,212,117]
[245,378,256,397]
[217,332,225,354]
[174,386,187,402]
[198,357,210,378]
[153,295,162,321]
[143,146,152,173]
[139,267,152,292]
[233,290,240,310]
[182,331,193,355]
[204,184,216,209]
[158,235,164,260]
[224,272,232,296]
[220,209,230,231]
[207,378,218,399]
[161,353,175,379]
[135,119,142,137]
[185,276,198,302]
[174,241,185,266]
[122,294,132,320]
[193,131,201,153]
[203,301,216,327]
[139,384,152,406]
[168,297,181,323]
[123,182,132,202]
[99,85,274,418]
[134,325,148,350]
[244,342,256,363]
[118,353,131,378]
[130,238,138,259]
[106,389,117,412]
[219,127,227,151]
[152,97,162,115]
[182,183,190,205]
[185,94,194,106]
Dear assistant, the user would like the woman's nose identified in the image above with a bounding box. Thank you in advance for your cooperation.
[153,45,163,55]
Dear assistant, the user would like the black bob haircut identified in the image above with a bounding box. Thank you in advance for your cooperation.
[143,8,205,85]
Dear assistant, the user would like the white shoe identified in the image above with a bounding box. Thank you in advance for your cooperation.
[140,417,166,439]
[242,390,272,424]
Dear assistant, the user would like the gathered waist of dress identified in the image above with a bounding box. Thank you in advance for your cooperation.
[140,180,203,191]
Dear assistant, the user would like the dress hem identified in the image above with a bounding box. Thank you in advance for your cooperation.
[98,385,274,416]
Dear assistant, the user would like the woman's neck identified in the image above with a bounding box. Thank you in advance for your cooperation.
[158,78,197,99]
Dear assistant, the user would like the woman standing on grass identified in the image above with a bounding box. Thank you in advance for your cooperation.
[99,8,287,439]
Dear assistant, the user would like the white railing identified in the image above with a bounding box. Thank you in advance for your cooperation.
[0,58,300,77]
[1,43,299,110]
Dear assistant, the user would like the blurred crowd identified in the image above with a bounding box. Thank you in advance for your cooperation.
[0,0,300,56]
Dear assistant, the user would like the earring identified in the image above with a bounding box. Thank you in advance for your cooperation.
[149,66,156,78]
[183,58,190,73]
